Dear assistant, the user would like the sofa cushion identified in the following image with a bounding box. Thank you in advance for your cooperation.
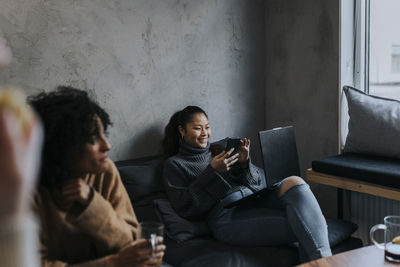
[312,153,400,189]
[154,199,211,243]
[132,204,161,222]
[326,218,358,247]
[118,159,166,206]
[343,86,400,159]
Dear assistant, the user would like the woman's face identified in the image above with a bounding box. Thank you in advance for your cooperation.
[179,113,211,149]
[75,116,112,175]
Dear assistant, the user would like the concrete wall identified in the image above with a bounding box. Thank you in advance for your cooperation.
[264,0,339,217]
[0,0,265,162]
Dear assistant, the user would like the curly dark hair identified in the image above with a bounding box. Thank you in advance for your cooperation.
[28,86,111,187]
[162,105,207,158]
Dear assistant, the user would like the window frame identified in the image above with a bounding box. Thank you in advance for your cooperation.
[354,0,370,93]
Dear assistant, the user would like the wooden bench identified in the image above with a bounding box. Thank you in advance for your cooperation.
[307,169,400,219]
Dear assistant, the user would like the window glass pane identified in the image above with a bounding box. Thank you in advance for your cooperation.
[369,0,400,100]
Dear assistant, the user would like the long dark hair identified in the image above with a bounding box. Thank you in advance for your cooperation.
[162,106,207,158]
[28,86,111,187]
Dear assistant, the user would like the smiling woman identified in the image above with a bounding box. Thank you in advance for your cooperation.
[178,112,210,149]
[162,106,210,158]
[161,105,332,263]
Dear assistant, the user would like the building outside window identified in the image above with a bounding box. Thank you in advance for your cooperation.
[391,45,400,74]
[358,0,400,100]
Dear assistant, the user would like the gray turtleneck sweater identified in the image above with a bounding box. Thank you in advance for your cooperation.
[163,141,266,219]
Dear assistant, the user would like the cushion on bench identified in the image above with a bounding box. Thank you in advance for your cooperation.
[312,153,400,189]
[343,86,400,159]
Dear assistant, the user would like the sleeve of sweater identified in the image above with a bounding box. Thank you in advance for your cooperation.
[66,160,138,252]
[163,159,232,219]
[0,214,40,267]
[39,241,68,267]
[31,193,69,267]
[229,159,266,192]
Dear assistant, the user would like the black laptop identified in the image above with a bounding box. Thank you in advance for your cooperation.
[223,126,300,207]
[259,126,300,188]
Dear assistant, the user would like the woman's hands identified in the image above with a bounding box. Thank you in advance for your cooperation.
[110,238,166,267]
[61,178,92,208]
[211,148,239,173]
[211,138,251,173]
[237,138,250,168]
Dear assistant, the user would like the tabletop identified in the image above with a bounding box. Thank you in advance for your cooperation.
[296,245,400,267]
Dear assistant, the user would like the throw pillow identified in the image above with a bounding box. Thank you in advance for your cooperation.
[118,159,165,206]
[154,199,211,243]
[327,218,358,247]
[344,86,400,159]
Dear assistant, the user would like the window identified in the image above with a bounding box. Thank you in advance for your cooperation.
[356,0,400,100]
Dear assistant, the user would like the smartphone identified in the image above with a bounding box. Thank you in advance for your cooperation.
[226,138,241,155]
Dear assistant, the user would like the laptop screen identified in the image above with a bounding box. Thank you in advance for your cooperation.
[258,126,300,187]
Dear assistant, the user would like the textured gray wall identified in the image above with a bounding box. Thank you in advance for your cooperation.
[0,0,265,162]
[264,0,339,217]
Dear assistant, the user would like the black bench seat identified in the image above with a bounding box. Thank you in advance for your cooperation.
[312,153,400,189]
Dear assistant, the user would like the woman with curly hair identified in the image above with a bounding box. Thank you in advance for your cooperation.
[162,106,331,262]
[30,86,165,267]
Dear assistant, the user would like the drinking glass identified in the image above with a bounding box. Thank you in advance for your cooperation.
[138,221,164,266]
[370,215,400,263]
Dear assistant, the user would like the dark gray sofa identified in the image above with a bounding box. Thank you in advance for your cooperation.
[115,156,363,267]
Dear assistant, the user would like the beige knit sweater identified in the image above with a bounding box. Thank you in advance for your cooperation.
[33,159,138,266]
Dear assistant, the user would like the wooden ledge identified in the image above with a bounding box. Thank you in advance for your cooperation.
[306,169,400,201]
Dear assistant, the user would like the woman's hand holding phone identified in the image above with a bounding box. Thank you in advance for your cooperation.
[211,148,239,173]
[237,138,250,169]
